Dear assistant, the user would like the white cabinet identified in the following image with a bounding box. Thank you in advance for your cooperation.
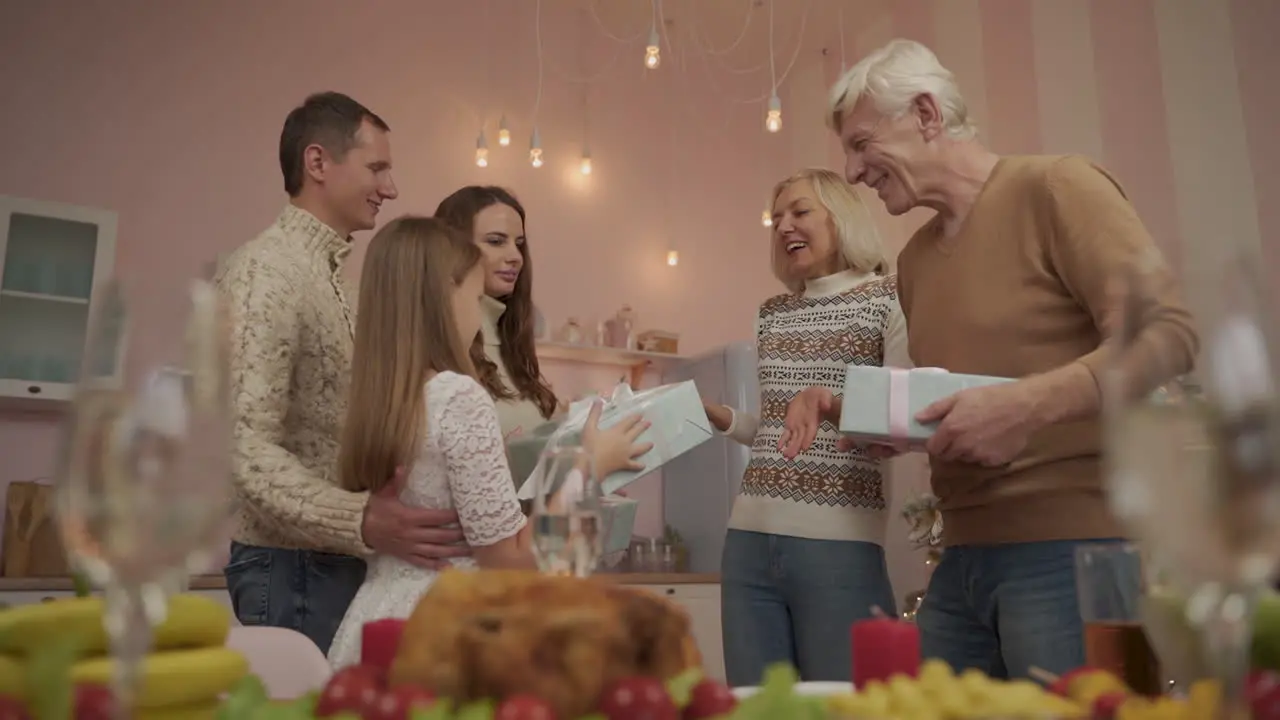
[625,582,725,682]
[0,195,117,406]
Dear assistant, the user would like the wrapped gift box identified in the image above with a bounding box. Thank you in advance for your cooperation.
[518,380,713,499]
[839,366,1012,450]
[600,494,639,557]
[505,421,562,489]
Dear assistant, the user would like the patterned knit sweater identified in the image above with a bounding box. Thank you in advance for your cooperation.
[214,205,370,556]
[726,270,909,544]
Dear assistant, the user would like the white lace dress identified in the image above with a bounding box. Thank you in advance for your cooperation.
[327,371,529,669]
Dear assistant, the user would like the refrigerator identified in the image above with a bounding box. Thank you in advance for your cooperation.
[662,341,759,573]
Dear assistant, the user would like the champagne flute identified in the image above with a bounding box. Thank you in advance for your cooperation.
[528,445,604,577]
[1104,250,1280,718]
[56,277,235,719]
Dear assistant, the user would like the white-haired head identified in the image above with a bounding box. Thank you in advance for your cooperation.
[827,39,976,140]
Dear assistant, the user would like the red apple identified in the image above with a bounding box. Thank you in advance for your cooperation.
[598,677,678,720]
[1249,670,1280,720]
[495,694,557,720]
[73,684,114,720]
[316,665,384,717]
[361,684,437,720]
[1090,690,1127,719]
[683,680,736,719]
[0,695,30,720]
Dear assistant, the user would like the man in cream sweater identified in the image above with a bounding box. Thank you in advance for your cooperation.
[215,92,467,653]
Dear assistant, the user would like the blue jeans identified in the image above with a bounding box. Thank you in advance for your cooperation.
[223,541,367,654]
[720,530,896,686]
[917,538,1131,680]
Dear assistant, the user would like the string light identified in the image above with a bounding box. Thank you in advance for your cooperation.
[530,0,545,168]
[580,146,592,175]
[529,127,543,168]
[498,116,511,147]
[761,209,773,227]
[644,26,661,69]
[765,93,782,133]
[475,130,489,168]
[666,250,679,266]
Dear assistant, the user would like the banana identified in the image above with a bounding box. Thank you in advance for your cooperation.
[0,594,231,657]
[70,646,249,709]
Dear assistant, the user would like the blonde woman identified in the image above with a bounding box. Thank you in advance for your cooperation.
[702,169,908,685]
[326,216,649,668]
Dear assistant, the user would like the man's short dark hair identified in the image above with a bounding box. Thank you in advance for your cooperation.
[279,92,390,197]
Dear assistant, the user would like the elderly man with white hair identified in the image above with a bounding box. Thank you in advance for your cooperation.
[779,39,1198,678]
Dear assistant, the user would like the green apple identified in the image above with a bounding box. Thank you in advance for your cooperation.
[1252,589,1280,672]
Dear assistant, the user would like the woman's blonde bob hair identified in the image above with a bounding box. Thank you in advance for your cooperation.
[769,168,888,293]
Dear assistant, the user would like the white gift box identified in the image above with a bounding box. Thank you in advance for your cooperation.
[838,366,1012,450]
[517,380,713,499]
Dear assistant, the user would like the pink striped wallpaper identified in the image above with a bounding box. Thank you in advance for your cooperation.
[812,0,1276,298]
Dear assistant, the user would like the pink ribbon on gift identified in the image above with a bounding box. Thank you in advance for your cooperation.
[886,367,950,451]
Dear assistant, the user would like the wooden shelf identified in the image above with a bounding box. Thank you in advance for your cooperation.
[0,289,89,306]
[535,341,689,387]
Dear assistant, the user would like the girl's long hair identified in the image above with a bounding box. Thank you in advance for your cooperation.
[434,186,556,419]
[338,215,481,493]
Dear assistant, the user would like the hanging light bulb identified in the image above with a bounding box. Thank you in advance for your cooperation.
[644,27,661,69]
[765,93,782,133]
[761,209,773,227]
[579,146,592,175]
[666,250,679,266]
[475,130,489,168]
[498,115,511,147]
[529,127,543,168]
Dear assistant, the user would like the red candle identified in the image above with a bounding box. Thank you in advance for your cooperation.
[850,615,921,688]
[362,618,407,673]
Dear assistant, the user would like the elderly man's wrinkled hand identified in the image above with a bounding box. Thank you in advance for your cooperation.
[914,380,1043,466]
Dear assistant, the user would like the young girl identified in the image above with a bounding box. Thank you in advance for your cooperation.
[327,216,650,668]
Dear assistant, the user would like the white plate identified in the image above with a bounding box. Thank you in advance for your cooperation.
[731,681,854,699]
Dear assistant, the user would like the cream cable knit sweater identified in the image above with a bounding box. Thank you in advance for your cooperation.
[215,205,370,556]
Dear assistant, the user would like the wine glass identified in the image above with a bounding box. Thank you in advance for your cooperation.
[528,444,604,577]
[1103,248,1280,717]
[55,277,236,718]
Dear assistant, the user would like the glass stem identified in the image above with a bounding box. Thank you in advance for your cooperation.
[105,582,153,720]
[1202,586,1258,720]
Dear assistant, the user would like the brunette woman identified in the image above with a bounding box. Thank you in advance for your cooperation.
[435,186,557,440]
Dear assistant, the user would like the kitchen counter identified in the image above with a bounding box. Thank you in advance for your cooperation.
[0,572,720,593]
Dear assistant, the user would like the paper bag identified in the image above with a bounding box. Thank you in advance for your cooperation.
[2,481,71,577]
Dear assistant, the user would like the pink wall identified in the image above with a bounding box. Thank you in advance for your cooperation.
[0,1,1275,592]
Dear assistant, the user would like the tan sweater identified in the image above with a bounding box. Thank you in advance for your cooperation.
[215,205,370,556]
[897,155,1197,546]
[480,295,552,437]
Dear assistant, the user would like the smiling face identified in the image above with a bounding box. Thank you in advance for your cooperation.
[471,203,526,298]
[837,95,929,216]
[771,179,842,285]
[318,119,399,234]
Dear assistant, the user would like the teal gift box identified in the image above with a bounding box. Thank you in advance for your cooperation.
[505,421,562,489]
[600,494,639,558]
[518,380,714,498]
[838,366,1012,450]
